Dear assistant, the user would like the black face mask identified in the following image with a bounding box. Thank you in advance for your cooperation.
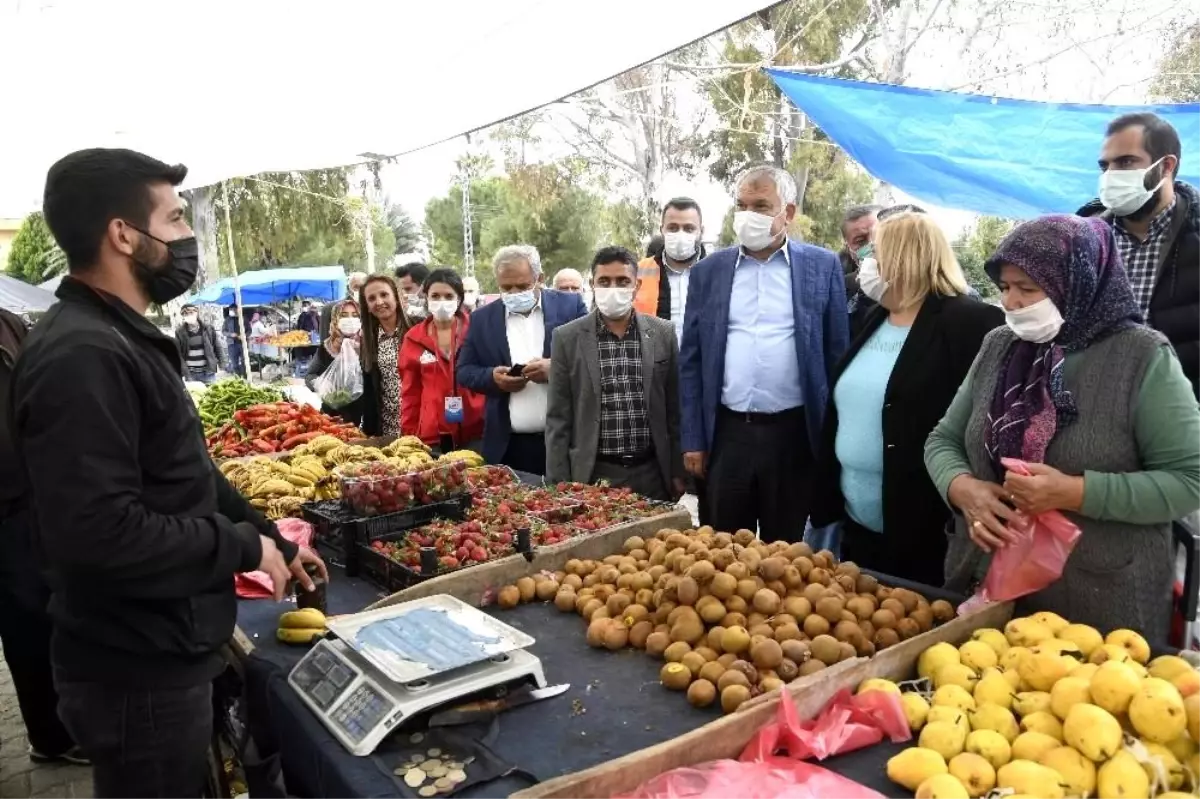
[126,224,200,304]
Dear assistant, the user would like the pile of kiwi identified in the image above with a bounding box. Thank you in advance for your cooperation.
[495,527,954,714]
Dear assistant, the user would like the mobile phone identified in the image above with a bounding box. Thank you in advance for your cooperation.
[508,364,526,377]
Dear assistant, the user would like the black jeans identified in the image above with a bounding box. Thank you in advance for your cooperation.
[502,432,547,476]
[56,680,213,798]
[0,506,74,757]
[591,458,669,500]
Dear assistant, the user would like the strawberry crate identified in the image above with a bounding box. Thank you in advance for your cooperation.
[465,464,521,494]
[338,459,470,517]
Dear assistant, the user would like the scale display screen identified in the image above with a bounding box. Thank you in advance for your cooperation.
[292,648,356,711]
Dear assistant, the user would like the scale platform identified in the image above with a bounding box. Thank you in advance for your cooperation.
[288,595,546,756]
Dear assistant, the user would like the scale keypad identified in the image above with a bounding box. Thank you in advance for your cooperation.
[331,683,391,744]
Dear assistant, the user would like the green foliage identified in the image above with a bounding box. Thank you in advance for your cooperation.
[5,212,65,284]
[718,208,736,247]
[953,216,1014,299]
[1150,23,1200,102]
[600,200,652,254]
[791,142,875,250]
[384,201,423,255]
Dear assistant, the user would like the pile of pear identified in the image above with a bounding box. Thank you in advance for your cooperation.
[868,612,1199,798]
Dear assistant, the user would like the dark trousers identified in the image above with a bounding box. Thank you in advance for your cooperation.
[839,516,947,588]
[707,406,813,543]
[591,458,669,501]
[56,680,213,798]
[502,433,547,476]
[0,506,74,757]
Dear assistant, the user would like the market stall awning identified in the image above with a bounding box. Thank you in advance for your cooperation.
[38,275,63,294]
[0,274,57,313]
[191,266,347,305]
[766,70,1200,219]
[0,0,772,215]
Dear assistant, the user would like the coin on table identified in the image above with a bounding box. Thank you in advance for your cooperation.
[429,767,447,779]
[427,748,442,757]
[435,778,453,790]
[425,758,442,769]
[411,753,426,764]
[404,768,427,788]
[399,762,415,770]
[448,769,467,784]
[444,760,462,770]
[418,787,438,798]
[410,733,426,744]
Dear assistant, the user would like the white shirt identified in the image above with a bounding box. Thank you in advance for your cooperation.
[505,302,548,433]
[664,259,690,343]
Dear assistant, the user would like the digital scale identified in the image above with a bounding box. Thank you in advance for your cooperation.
[288,595,547,756]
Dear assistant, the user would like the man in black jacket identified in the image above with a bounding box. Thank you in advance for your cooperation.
[1080,112,1199,397]
[10,148,326,798]
[175,303,226,383]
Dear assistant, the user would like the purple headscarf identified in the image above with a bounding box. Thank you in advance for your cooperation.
[983,215,1142,470]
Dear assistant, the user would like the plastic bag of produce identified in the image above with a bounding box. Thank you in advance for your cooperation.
[313,345,363,409]
[619,758,885,799]
[741,687,911,763]
[959,457,1082,613]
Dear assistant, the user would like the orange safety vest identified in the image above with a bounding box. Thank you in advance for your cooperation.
[633,256,662,316]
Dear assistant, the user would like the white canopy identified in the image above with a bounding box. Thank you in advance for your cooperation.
[0,0,769,215]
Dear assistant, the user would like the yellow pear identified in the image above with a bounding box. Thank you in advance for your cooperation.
[1000,646,1032,672]
[936,662,981,692]
[1185,692,1199,742]
[921,721,968,760]
[888,747,949,791]
[1097,750,1149,799]
[1058,623,1103,657]
[1029,611,1069,634]
[915,774,971,799]
[1039,745,1097,798]
[903,692,931,732]
[1001,669,1022,690]
[1019,711,1063,740]
[1171,668,1200,698]
[1049,676,1092,721]
[1010,731,1063,763]
[1159,793,1199,799]
[1069,662,1099,682]
[1017,649,1072,692]
[1089,660,1143,715]
[969,703,1020,743]
[1037,638,1084,658]
[858,678,902,696]
[965,729,1013,770]
[929,706,971,736]
[1012,691,1052,717]
[960,640,999,672]
[974,671,1015,710]
[1164,730,1198,766]
[1138,740,1185,791]
[1089,643,1132,666]
[1005,618,1054,648]
[1104,629,1151,665]
[934,684,978,712]
[1149,655,1195,683]
[1129,677,1188,744]
[948,752,996,798]
[1063,703,1123,762]
[996,759,1066,799]
[971,628,1010,657]
[920,642,963,681]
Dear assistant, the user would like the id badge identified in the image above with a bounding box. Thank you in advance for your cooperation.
[444,396,464,423]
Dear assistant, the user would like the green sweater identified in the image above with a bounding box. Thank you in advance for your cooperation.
[926,346,1200,523]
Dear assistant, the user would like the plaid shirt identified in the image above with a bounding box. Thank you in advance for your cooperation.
[1113,198,1176,318]
[596,313,651,456]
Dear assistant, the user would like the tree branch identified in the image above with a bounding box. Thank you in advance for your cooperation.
[901,0,949,56]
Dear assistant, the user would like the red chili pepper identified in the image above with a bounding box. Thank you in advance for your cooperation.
[280,431,322,450]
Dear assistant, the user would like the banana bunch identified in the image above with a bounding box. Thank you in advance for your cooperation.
[277,607,327,646]
[221,457,319,517]
[439,449,484,467]
[383,435,432,458]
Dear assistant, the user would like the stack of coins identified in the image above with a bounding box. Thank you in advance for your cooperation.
[393,738,472,796]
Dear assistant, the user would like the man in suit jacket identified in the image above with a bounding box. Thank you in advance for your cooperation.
[546,246,684,500]
[457,245,587,475]
[680,165,850,542]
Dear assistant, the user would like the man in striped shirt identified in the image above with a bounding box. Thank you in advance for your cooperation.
[174,304,224,384]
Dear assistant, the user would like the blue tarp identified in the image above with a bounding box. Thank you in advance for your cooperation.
[765,70,1200,219]
[190,265,347,305]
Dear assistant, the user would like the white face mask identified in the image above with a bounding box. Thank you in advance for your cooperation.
[593,287,635,319]
[1005,297,1063,344]
[663,231,698,261]
[429,300,457,322]
[1099,158,1165,217]
[857,257,889,303]
[733,210,782,251]
[337,317,362,336]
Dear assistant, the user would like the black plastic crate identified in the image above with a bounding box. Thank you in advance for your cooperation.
[300,493,473,575]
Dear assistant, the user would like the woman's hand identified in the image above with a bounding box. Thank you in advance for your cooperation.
[1003,463,1085,515]
[947,474,1021,553]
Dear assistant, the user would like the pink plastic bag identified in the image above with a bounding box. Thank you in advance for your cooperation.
[235,518,314,599]
[741,687,911,762]
[618,758,886,799]
[959,458,1081,614]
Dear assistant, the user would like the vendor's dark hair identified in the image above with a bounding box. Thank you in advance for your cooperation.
[423,268,466,313]
[1107,112,1182,178]
[645,234,664,259]
[43,148,188,272]
[591,245,638,276]
[662,197,702,223]
[395,261,430,285]
[841,204,882,234]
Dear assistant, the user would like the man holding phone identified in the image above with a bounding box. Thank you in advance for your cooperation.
[458,244,587,475]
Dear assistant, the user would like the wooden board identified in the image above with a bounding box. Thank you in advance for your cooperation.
[509,601,1014,799]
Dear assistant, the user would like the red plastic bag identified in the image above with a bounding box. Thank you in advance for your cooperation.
[741,687,911,762]
[618,758,886,799]
[959,458,1081,613]
[235,518,314,599]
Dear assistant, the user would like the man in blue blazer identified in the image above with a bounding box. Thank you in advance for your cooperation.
[457,244,588,475]
[679,165,849,543]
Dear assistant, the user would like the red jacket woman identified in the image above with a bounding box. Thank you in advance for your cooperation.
[399,269,485,448]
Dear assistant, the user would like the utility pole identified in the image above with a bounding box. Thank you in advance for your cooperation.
[460,134,476,277]
[361,176,377,274]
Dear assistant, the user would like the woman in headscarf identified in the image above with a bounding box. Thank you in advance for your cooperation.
[925,215,1200,640]
[305,300,363,423]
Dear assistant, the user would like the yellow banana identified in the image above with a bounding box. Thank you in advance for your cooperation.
[285,474,314,488]
[252,479,296,498]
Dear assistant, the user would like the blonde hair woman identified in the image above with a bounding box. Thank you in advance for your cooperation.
[810,212,1004,585]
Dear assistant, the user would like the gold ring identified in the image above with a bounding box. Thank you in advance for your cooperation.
[973,520,983,528]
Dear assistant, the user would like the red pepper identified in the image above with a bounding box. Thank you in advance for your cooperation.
[280,431,322,450]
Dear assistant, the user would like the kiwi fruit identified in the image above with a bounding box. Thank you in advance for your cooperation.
[706,626,725,652]
[815,596,845,623]
[720,625,750,655]
[893,588,920,614]
[735,579,759,603]
[587,618,612,648]
[783,596,812,620]
[838,641,857,662]
[802,614,830,638]
[606,592,631,616]
[846,596,874,621]
[717,669,751,692]
[680,651,708,677]
[748,623,774,640]
[871,608,897,629]
[728,659,759,685]
[802,583,826,604]
[604,624,629,650]
[581,598,604,620]
[591,607,610,621]
[721,684,751,713]
[760,677,784,693]
[855,573,879,594]
[909,606,934,633]
[535,579,559,601]
[688,560,716,584]
[660,662,692,690]
[516,576,536,603]
[676,576,700,606]
[554,589,576,612]
[758,557,787,582]
[624,535,645,553]
[880,598,906,619]
[752,588,781,615]
[725,562,749,581]
[697,597,727,625]
[627,619,653,648]
[497,585,520,608]
[799,659,827,676]
[833,620,861,643]
[780,639,810,664]
[896,618,921,640]
[724,596,748,615]
[663,641,692,663]
[931,599,955,623]
[854,637,875,657]
[773,623,802,642]
[693,646,718,662]
[699,661,726,685]
[777,658,799,682]
[717,653,738,668]
[793,556,814,580]
[670,615,705,645]
[687,678,717,708]
[872,627,899,650]
[781,566,804,590]
[622,604,650,626]
[812,551,833,570]
[810,634,841,666]
[709,572,737,600]
[808,567,832,586]
[720,612,748,629]
[750,638,783,670]
[645,631,670,657]
[836,575,857,593]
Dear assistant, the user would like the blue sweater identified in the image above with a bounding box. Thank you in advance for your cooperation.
[833,320,910,532]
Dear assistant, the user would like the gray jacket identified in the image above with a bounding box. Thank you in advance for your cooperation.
[545,312,684,489]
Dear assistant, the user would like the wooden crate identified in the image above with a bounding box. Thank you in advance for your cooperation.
[509,600,1015,799]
